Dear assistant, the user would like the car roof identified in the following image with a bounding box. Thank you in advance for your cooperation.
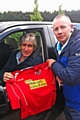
[0,21,80,33]
[0,21,53,33]
[72,23,80,29]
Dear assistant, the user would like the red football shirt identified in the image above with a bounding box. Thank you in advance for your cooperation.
[6,62,56,119]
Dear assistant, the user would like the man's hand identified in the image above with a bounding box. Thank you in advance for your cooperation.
[47,59,56,68]
[56,76,64,86]
[3,72,14,82]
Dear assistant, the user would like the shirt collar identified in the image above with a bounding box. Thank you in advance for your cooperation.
[16,51,27,64]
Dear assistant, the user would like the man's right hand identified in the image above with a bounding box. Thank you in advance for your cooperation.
[46,59,56,68]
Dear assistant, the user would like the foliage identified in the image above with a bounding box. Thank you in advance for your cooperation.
[30,0,43,21]
[6,32,23,48]
[0,10,80,22]
[58,5,65,15]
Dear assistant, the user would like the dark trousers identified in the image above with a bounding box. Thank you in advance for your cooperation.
[64,106,80,120]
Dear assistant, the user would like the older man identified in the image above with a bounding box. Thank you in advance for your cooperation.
[0,33,42,86]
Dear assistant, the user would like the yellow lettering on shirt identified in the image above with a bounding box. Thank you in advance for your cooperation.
[24,79,47,89]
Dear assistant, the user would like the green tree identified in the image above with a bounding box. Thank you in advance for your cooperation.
[58,5,65,15]
[30,0,43,21]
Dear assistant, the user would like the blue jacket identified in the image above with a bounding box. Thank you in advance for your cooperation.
[0,49,43,86]
[52,28,80,111]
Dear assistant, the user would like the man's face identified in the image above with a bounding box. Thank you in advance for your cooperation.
[20,41,35,58]
[52,17,73,45]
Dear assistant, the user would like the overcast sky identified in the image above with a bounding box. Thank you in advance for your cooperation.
[0,0,80,13]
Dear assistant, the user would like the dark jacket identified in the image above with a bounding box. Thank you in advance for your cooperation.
[0,49,43,86]
[52,28,80,111]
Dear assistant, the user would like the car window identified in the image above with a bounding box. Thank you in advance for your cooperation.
[3,30,45,63]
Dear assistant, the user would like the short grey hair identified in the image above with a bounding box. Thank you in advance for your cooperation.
[53,14,72,25]
[20,33,37,49]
